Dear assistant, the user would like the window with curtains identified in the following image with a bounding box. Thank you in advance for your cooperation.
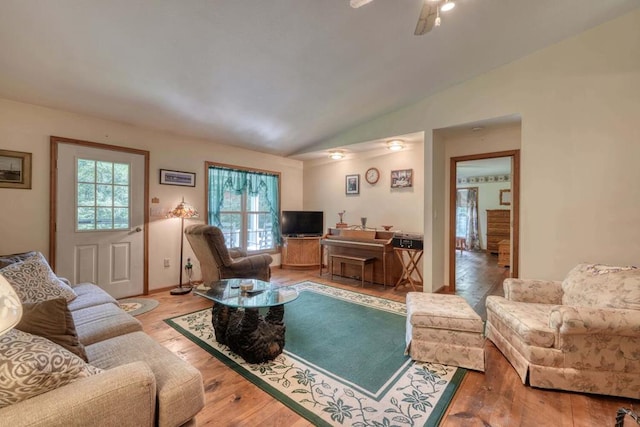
[207,163,281,252]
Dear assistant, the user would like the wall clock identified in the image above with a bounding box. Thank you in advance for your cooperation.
[365,167,380,184]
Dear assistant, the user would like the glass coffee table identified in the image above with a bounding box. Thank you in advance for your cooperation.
[194,278,299,363]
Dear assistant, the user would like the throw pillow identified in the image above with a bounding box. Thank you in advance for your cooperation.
[0,251,37,269]
[562,263,640,310]
[0,252,76,303]
[0,329,102,408]
[16,298,88,361]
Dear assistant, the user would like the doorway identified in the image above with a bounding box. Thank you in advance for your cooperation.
[449,150,520,292]
[49,136,150,298]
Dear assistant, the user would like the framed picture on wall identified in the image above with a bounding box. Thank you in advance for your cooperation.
[500,188,512,205]
[345,174,360,195]
[390,169,413,188]
[159,169,196,187]
[0,149,32,189]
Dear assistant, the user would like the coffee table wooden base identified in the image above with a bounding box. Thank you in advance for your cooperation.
[212,303,286,364]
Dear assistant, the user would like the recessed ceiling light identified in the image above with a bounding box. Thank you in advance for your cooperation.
[387,140,404,151]
[471,126,484,132]
[328,150,345,160]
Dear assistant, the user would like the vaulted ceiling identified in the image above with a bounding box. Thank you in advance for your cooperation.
[0,1,637,156]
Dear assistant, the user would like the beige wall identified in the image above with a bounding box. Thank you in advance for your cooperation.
[303,142,424,234]
[444,124,520,284]
[311,9,640,283]
[0,98,303,291]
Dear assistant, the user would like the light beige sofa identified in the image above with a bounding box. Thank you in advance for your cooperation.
[0,252,205,426]
[486,263,640,399]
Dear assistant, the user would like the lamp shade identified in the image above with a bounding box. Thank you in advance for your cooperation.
[169,198,199,219]
[0,275,22,336]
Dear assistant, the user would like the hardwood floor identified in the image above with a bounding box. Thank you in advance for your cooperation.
[453,250,509,319]
[138,266,637,426]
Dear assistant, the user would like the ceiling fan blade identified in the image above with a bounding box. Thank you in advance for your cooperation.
[414,1,438,35]
[350,0,374,8]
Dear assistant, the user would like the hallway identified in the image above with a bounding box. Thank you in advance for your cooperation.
[454,249,509,319]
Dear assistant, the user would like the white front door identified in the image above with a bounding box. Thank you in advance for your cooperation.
[55,142,146,298]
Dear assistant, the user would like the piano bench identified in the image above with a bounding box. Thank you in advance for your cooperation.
[329,255,376,288]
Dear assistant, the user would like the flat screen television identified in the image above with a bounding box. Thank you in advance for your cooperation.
[281,211,324,237]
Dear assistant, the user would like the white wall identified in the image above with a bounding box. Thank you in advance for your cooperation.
[0,98,304,291]
[309,9,640,285]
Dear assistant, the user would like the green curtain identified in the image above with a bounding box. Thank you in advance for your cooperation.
[208,166,281,245]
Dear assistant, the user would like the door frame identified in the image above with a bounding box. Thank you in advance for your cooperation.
[49,136,150,295]
[449,149,520,290]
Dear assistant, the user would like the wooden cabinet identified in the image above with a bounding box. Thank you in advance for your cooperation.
[486,209,510,254]
[498,239,510,267]
[280,236,321,269]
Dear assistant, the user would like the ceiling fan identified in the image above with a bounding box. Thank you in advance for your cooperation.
[350,0,455,35]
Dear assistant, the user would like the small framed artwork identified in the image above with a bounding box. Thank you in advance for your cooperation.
[500,189,512,205]
[390,169,413,188]
[0,149,32,189]
[345,174,360,195]
[159,169,196,187]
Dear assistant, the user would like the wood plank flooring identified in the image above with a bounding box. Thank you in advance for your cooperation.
[137,264,637,426]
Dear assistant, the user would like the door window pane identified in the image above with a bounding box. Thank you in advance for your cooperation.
[76,158,130,231]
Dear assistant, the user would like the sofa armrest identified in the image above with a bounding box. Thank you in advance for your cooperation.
[0,362,156,426]
[503,278,563,304]
[549,305,640,336]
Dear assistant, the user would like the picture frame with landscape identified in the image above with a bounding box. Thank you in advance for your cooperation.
[159,169,196,187]
[0,149,32,189]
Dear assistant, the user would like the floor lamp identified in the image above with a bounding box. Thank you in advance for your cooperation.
[169,198,199,295]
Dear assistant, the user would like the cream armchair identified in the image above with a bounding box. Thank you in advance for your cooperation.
[184,224,273,283]
[486,263,640,399]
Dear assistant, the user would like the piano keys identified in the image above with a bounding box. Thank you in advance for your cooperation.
[320,228,401,287]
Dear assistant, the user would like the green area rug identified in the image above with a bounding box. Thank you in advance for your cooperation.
[165,281,465,426]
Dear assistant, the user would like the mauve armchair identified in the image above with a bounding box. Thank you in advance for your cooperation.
[184,224,273,284]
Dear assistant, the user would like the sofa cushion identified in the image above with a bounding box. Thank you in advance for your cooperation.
[72,303,142,345]
[407,292,484,333]
[67,283,118,312]
[0,251,37,269]
[0,252,77,303]
[86,331,204,427]
[485,297,557,348]
[16,298,87,361]
[562,263,640,310]
[0,329,102,409]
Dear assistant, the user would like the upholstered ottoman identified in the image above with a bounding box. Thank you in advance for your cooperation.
[405,292,485,371]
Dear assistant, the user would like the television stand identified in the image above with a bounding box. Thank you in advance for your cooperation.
[280,236,321,270]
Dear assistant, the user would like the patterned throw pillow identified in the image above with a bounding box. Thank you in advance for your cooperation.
[562,263,640,310]
[0,252,76,303]
[0,329,102,408]
[0,251,37,269]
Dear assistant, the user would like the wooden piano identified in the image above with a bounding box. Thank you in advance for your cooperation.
[320,228,400,287]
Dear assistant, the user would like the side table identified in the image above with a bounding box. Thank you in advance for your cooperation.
[394,247,423,291]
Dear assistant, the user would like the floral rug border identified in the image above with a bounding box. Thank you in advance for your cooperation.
[165,281,465,427]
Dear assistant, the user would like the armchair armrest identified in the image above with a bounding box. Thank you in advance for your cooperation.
[503,278,563,304]
[229,253,273,272]
[228,247,247,258]
[0,361,156,426]
[549,305,640,336]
